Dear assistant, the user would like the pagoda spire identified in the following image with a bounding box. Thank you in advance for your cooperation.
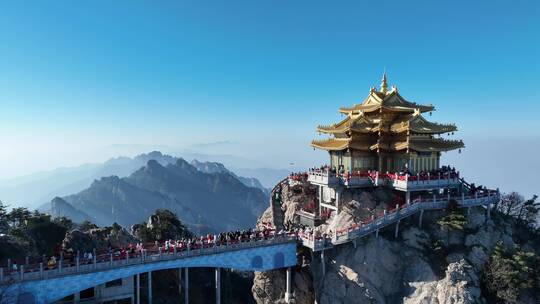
[380,71,388,94]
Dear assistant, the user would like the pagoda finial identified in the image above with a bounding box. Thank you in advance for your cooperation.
[380,70,388,94]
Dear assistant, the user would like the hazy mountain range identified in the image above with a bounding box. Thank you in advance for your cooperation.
[41,157,269,234]
[0,151,282,209]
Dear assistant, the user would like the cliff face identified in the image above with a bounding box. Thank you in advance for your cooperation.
[253,180,537,304]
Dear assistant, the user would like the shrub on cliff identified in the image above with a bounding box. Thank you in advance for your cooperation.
[484,242,540,303]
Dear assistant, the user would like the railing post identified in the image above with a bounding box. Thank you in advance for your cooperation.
[284,267,292,303]
[0,267,3,283]
[109,253,113,267]
[76,256,80,272]
[461,192,465,206]
[19,265,24,280]
[126,252,129,265]
[59,258,62,273]
[25,256,29,267]
[159,247,162,260]
[7,259,11,272]
[93,249,97,269]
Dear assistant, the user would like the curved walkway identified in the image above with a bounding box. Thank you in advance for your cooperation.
[1,236,296,304]
[299,190,500,251]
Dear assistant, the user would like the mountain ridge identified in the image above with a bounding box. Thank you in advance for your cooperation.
[0,151,272,208]
[41,158,269,234]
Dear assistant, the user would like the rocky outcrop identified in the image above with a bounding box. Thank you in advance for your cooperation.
[48,197,90,223]
[63,223,137,252]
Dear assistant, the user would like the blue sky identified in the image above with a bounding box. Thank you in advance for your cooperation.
[0,1,539,195]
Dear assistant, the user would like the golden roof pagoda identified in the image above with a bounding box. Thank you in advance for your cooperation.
[312,74,464,174]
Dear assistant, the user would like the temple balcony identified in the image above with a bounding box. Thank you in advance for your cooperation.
[380,172,461,192]
[307,169,375,188]
[307,170,340,186]
[307,167,462,192]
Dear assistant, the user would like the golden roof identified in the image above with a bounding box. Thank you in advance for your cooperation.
[339,89,434,115]
[317,111,454,135]
[311,75,463,154]
[406,138,464,152]
[312,137,463,152]
[310,138,373,151]
[316,114,375,134]
[390,111,457,134]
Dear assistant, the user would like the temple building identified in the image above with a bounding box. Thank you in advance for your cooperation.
[311,73,464,174]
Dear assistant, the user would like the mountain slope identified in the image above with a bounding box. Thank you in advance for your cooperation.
[42,159,268,234]
[190,159,269,195]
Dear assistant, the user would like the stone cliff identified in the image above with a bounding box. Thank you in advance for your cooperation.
[252,179,539,304]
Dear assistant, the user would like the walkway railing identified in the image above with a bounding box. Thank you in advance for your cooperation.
[299,189,500,251]
[0,234,296,284]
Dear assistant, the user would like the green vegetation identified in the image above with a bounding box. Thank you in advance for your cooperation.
[484,242,540,303]
[0,201,73,262]
[437,210,467,244]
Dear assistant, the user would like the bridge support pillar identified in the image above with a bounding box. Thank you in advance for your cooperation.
[184,268,189,304]
[405,191,411,204]
[321,250,326,276]
[285,267,293,303]
[178,268,182,299]
[394,220,400,238]
[215,268,221,304]
[136,273,140,304]
[148,271,152,304]
[418,210,424,229]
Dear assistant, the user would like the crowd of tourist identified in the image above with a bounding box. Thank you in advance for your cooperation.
[288,172,309,181]
[389,165,459,181]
